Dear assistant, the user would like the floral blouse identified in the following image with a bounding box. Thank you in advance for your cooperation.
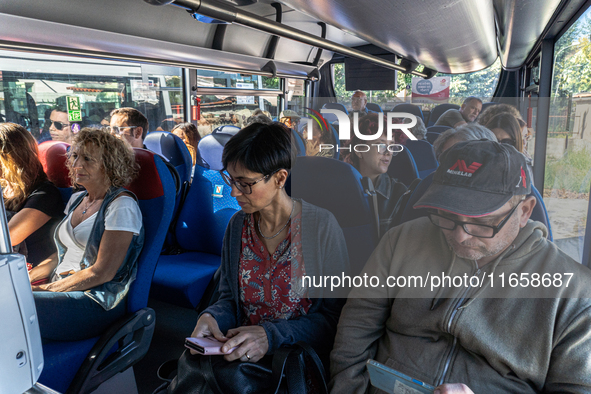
[239,211,312,326]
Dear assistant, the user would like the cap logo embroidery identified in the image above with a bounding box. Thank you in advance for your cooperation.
[517,166,527,188]
[447,160,482,177]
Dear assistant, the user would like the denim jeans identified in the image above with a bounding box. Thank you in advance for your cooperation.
[33,291,126,341]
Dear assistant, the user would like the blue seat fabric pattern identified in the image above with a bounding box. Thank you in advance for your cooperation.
[287,156,378,274]
[427,103,460,126]
[388,148,420,187]
[404,140,438,179]
[391,103,425,123]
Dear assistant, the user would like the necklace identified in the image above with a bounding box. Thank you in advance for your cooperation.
[82,197,100,215]
[257,200,295,240]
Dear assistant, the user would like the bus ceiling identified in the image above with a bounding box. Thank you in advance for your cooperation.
[0,0,586,75]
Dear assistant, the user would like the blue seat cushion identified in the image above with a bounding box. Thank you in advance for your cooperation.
[38,337,99,393]
[151,252,221,309]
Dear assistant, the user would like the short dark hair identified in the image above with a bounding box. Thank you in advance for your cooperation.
[462,96,483,106]
[222,122,296,176]
[110,107,149,140]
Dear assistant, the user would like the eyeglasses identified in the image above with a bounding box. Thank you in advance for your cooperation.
[104,125,138,135]
[220,169,280,194]
[428,201,522,238]
[49,120,71,131]
[352,97,365,103]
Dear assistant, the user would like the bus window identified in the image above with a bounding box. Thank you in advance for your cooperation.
[0,50,183,142]
[331,59,501,112]
[544,7,591,263]
[194,69,282,134]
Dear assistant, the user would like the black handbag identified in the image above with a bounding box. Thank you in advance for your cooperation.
[157,341,328,394]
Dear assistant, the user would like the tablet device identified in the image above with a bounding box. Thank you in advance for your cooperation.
[366,359,435,394]
[184,337,236,355]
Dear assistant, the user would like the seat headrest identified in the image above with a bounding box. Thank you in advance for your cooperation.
[38,141,71,188]
[212,125,240,135]
[198,132,235,171]
[125,149,165,200]
[144,131,192,182]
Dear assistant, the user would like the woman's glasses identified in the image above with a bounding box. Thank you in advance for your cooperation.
[220,169,280,194]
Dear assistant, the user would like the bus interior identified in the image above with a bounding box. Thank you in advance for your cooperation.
[2,0,591,392]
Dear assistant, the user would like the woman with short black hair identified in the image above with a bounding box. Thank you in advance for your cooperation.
[184,122,349,392]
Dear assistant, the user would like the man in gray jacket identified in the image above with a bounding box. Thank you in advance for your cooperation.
[330,140,591,394]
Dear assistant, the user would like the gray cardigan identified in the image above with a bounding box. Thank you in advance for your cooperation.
[203,200,350,356]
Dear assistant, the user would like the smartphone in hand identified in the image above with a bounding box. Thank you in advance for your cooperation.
[185,337,236,355]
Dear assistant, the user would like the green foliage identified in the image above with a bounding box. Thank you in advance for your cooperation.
[545,148,591,192]
[553,10,591,97]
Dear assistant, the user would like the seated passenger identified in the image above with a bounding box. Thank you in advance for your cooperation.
[349,90,368,119]
[0,123,64,269]
[303,121,335,157]
[433,123,497,160]
[476,102,522,127]
[184,122,348,390]
[435,97,482,128]
[29,128,144,341]
[330,140,591,393]
[409,116,427,140]
[279,109,301,130]
[485,113,534,185]
[244,109,273,127]
[108,107,149,149]
[48,106,81,143]
[172,122,202,166]
[350,113,407,235]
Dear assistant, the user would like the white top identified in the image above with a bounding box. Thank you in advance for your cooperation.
[52,191,142,281]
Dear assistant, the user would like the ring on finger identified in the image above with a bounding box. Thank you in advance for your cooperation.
[245,352,251,361]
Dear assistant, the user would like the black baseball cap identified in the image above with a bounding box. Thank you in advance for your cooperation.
[414,140,531,217]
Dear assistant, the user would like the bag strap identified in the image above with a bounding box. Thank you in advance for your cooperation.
[200,355,225,394]
[271,343,328,394]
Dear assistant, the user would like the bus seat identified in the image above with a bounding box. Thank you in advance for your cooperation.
[321,103,348,123]
[151,174,236,308]
[144,131,192,186]
[427,125,452,135]
[366,103,383,113]
[426,132,441,144]
[479,102,498,116]
[391,103,425,123]
[329,123,340,159]
[398,173,553,241]
[196,132,241,213]
[212,125,240,135]
[292,128,306,156]
[286,156,378,274]
[151,132,239,308]
[388,148,420,187]
[404,140,438,179]
[38,149,176,394]
[38,141,72,205]
[427,104,460,126]
[530,185,553,241]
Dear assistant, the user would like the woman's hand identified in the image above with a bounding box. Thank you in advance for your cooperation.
[189,313,227,355]
[222,325,269,363]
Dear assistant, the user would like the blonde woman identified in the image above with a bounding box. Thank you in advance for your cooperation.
[29,127,144,341]
[0,123,64,267]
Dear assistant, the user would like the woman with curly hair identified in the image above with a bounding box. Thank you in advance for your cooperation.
[29,127,145,341]
[0,123,64,267]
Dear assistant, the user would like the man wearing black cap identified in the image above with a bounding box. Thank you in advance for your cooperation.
[330,140,591,394]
